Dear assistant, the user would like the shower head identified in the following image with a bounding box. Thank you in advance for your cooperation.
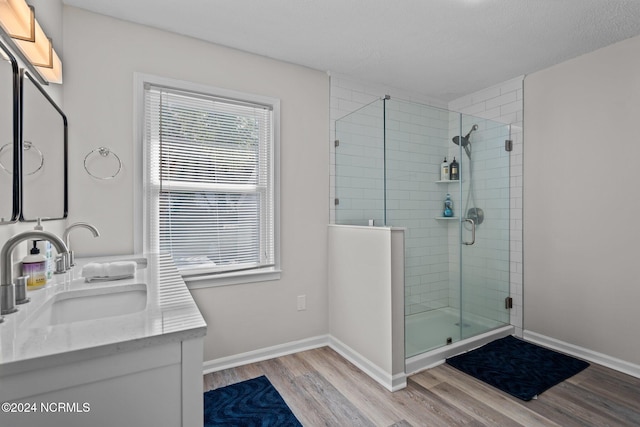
[452,124,478,147]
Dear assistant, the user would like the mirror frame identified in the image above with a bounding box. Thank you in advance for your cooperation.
[0,40,20,224]
[19,70,68,222]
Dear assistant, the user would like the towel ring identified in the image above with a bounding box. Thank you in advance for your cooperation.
[0,141,44,176]
[84,147,122,180]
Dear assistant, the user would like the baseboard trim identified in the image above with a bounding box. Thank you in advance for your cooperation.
[523,330,640,379]
[202,334,407,392]
[328,336,407,392]
[203,331,640,389]
[202,335,328,374]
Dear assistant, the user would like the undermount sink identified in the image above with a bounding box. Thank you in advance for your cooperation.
[28,283,147,328]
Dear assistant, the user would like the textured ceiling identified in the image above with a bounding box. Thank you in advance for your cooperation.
[62,0,640,102]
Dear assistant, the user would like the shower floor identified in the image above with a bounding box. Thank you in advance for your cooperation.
[405,307,506,358]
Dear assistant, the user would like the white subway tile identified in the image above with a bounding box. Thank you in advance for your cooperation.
[499,76,524,94]
[472,86,501,104]
[486,91,518,110]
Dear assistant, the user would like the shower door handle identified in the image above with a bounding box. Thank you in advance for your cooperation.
[463,218,475,245]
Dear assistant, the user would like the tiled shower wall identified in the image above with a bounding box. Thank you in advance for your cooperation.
[384,101,452,313]
[330,73,524,335]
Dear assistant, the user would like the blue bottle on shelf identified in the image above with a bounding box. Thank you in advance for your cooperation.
[443,193,453,217]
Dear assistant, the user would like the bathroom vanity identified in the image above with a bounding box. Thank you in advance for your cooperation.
[0,253,206,427]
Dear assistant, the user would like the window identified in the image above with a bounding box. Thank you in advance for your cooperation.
[140,76,280,285]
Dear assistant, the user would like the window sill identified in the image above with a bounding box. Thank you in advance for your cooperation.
[183,267,282,289]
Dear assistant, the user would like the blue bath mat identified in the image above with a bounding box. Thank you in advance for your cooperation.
[446,335,589,401]
[204,375,302,426]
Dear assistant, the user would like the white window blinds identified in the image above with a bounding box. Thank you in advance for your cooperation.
[144,83,275,276]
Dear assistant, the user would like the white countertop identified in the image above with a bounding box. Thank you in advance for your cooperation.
[0,253,207,377]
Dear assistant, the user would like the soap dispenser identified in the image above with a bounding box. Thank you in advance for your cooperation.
[29,218,53,281]
[23,241,47,289]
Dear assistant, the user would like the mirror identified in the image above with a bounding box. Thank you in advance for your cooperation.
[0,41,20,224]
[20,71,67,221]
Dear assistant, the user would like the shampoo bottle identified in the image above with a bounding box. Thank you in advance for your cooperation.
[440,157,449,181]
[23,241,47,289]
[443,193,453,217]
[450,157,459,180]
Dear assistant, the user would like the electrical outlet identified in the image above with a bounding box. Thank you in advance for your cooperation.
[297,295,306,311]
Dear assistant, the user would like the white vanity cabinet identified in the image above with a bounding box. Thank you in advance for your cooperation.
[0,254,206,427]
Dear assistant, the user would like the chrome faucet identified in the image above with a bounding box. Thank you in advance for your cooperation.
[1,230,69,319]
[63,222,100,268]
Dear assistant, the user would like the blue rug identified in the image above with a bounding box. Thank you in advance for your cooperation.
[204,375,302,426]
[446,335,589,401]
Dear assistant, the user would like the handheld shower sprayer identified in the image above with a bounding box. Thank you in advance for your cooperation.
[450,123,484,225]
[452,124,478,148]
[452,124,478,159]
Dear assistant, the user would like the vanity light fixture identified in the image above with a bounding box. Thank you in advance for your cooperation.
[34,44,61,84]
[0,0,62,84]
[0,0,34,42]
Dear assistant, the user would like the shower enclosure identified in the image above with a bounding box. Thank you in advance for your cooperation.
[334,97,511,362]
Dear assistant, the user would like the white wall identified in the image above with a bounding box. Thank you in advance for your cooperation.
[524,35,640,366]
[328,225,405,391]
[62,7,330,361]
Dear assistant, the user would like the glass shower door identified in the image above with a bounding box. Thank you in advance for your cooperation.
[334,99,385,226]
[456,116,511,340]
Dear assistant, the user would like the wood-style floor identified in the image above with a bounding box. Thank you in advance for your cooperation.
[203,346,640,426]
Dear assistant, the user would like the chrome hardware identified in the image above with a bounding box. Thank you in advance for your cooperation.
[466,207,484,225]
[505,139,513,152]
[505,296,513,309]
[63,222,100,268]
[1,230,69,317]
[0,282,17,315]
[15,276,30,304]
[55,255,67,275]
[84,147,122,180]
[463,218,475,245]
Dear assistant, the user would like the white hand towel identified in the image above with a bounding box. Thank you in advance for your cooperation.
[106,261,137,278]
[82,261,136,282]
[81,262,108,278]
